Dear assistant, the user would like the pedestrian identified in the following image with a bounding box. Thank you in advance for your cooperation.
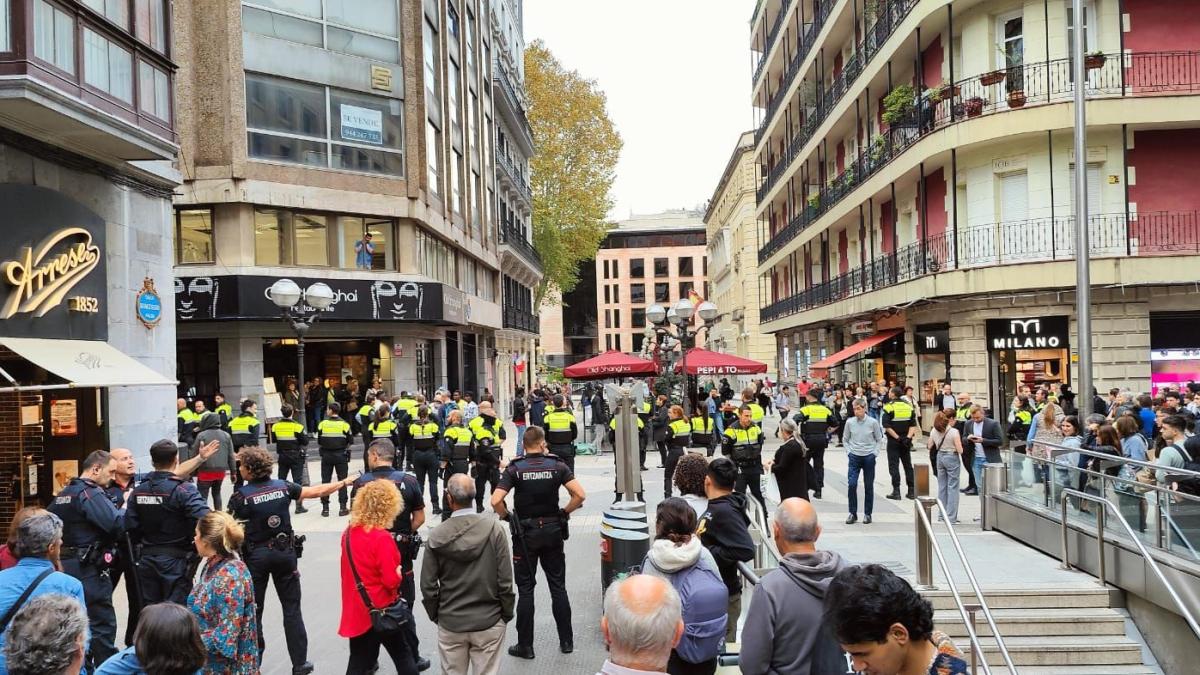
[95,602,206,675]
[794,391,837,499]
[492,426,587,659]
[408,405,443,515]
[177,398,200,446]
[339,480,419,674]
[0,508,53,572]
[227,446,357,674]
[882,387,918,501]
[963,406,1004,491]
[272,405,310,507]
[188,511,259,675]
[283,377,302,414]
[672,453,709,519]
[3,594,88,675]
[927,411,963,523]
[766,417,810,501]
[543,395,579,473]
[598,575,684,675]
[706,389,724,443]
[696,458,755,644]
[190,412,234,510]
[1156,415,1191,486]
[421,474,515,675]
[591,391,611,454]
[469,401,507,512]
[1114,415,1150,531]
[512,387,528,457]
[1027,398,1065,486]
[824,564,970,675]
[317,402,354,517]
[721,406,767,514]
[529,389,547,430]
[663,405,691,498]
[842,398,883,524]
[463,394,480,424]
[653,394,671,468]
[740,498,848,675]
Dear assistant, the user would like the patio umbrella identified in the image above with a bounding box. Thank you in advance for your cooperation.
[563,350,659,380]
[673,348,768,376]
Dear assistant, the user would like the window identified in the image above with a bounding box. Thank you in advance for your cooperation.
[654,283,669,302]
[632,308,645,327]
[654,257,669,277]
[632,333,645,353]
[469,170,480,229]
[996,12,1024,92]
[340,217,395,270]
[176,209,214,264]
[678,256,694,276]
[447,2,459,37]
[423,18,440,107]
[242,0,401,62]
[82,0,128,28]
[606,334,612,350]
[630,258,645,278]
[426,121,441,196]
[703,257,708,276]
[246,73,404,176]
[459,256,478,295]
[255,208,283,265]
[614,310,621,329]
[679,281,694,297]
[603,260,610,280]
[615,334,622,351]
[630,283,645,304]
[416,228,456,284]
[134,0,167,53]
[0,0,9,52]
[254,208,331,266]
[612,285,620,303]
[449,60,461,133]
[138,62,170,120]
[293,213,328,266]
[465,9,475,75]
[603,285,610,304]
[610,259,619,278]
[84,29,133,102]
[604,310,611,329]
[450,150,462,215]
[1066,1,1096,82]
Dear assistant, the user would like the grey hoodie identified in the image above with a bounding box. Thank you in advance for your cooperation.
[185,412,235,474]
[739,550,848,675]
[420,513,515,633]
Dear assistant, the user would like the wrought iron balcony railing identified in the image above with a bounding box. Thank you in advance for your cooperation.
[752,0,795,85]
[500,223,543,272]
[503,305,540,333]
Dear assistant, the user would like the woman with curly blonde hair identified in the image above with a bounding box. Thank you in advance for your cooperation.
[188,510,259,674]
[339,480,418,674]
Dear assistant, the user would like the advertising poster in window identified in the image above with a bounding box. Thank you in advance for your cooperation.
[340,104,384,145]
[50,399,78,437]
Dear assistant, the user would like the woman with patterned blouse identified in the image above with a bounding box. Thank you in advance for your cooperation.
[188,511,260,674]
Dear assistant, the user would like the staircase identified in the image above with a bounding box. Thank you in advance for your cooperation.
[923,586,1159,674]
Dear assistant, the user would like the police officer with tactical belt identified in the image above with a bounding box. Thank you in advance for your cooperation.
[543,394,578,474]
[316,402,353,517]
[408,405,442,514]
[213,392,234,431]
[273,404,310,513]
[230,399,260,490]
[722,405,767,513]
[636,395,653,470]
[366,407,401,470]
[469,401,506,512]
[177,398,200,445]
[48,450,125,670]
[794,390,838,499]
[664,405,690,498]
[441,408,473,517]
[882,386,919,500]
[492,426,586,660]
[351,439,431,672]
[228,445,357,675]
[125,439,210,614]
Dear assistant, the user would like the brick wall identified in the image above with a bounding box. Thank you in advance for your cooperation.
[0,392,44,526]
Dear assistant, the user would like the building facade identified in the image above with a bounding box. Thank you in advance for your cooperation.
[705,131,776,371]
[173,0,532,413]
[750,0,1200,413]
[595,210,708,355]
[0,0,179,519]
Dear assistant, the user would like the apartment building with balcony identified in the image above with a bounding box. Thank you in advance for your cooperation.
[173,0,509,407]
[0,0,180,515]
[706,131,777,370]
[751,0,1200,413]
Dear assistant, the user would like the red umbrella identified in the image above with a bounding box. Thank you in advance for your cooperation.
[674,348,768,376]
[563,350,659,380]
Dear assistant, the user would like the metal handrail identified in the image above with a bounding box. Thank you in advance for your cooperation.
[915,497,1017,675]
[1059,488,1200,640]
[743,491,782,570]
[1025,440,1200,502]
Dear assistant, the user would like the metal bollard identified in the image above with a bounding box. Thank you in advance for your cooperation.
[916,496,937,589]
[981,462,1007,531]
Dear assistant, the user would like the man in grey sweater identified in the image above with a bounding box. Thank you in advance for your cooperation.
[739,498,848,675]
[841,398,883,524]
[421,474,515,675]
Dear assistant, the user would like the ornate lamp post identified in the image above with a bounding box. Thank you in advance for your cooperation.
[268,279,335,429]
[645,299,719,416]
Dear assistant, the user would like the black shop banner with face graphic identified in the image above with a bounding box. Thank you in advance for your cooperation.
[175,275,466,324]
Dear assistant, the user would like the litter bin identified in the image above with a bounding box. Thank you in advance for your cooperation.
[602,517,649,535]
[600,527,650,592]
[611,500,646,514]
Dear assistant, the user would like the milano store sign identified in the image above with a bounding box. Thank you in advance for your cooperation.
[986,317,1070,350]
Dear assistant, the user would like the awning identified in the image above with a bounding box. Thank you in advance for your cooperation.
[0,337,175,391]
[563,350,659,380]
[674,348,768,376]
[808,329,904,373]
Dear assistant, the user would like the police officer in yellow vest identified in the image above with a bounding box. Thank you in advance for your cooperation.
[176,398,200,445]
[664,405,691,498]
[742,388,766,429]
[441,409,473,517]
[607,414,646,503]
[272,404,310,513]
[794,390,838,499]
[689,407,714,456]
[366,408,400,471]
[637,396,653,470]
[469,401,506,512]
[543,395,578,474]
[316,402,353,517]
[213,392,233,432]
[354,393,376,439]
[954,393,978,494]
[407,405,441,513]
[229,399,261,490]
[882,386,918,500]
[722,406,767,512]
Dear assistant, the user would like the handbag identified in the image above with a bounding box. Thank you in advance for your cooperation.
[343,531,411,635]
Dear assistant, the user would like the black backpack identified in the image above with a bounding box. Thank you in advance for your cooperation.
[1174,440,1200,495]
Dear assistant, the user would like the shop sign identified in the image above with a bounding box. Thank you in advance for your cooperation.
[849,320,875,335]
[135,278,162,328]
[915,328,950,354]
[0,185,108,340]
[340,104,384,145]
[985,316,1070,351]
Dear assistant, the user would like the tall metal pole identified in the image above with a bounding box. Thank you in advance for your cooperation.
[1072,0,1093,406]
[297,335,306,429]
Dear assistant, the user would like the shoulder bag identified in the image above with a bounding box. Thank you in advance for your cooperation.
[343,531,411,635]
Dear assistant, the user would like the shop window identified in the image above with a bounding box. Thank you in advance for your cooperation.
[630,258,645,278]
[630,283,645,304]
[340,217,395,270]
[654,257,669,277]
[83,28,133,102]
[416,339,435,398]
[176,209,214,264]
[678,256,693,276]
[654,283,669,303]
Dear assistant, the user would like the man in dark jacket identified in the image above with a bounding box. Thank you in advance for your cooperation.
[740,498,847,675]
[529,389,547,430]
[697,457,755,643]
[187,411,235,510]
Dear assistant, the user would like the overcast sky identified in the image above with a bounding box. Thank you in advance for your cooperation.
[523,0,755,220]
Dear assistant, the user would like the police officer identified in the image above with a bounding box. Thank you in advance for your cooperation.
[230,399,260,490]
[213,392,233,431]
[126,439,210,613]
[542,394,578,473]
[690,406,714,456]
[743,387,766,429]
[953,393,977,494]
[441,408,473,516]
[316,402,353,517]
[350,439,431,672]
[794,390,838,499]
[492,426,586,660]
[273,404,310,513]
[353,392,377,441]
[722,406,766,513]
[408,405,442,514]
[469,401,506,512]
[228,446,355,675]
[636,395,653,470]
[176,398,200,445]
[366,407,400,471]
[664,405,691,497]
[882,386,918,500]
[48,450,124,670]
[607,412,646,503]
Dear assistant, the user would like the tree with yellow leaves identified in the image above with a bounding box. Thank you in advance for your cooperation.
[525,40,622,307]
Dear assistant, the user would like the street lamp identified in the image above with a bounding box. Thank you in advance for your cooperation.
[645,299,719,416]
[269,279,335,429]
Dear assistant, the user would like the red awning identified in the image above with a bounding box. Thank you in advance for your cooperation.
[563,350,659,380]
[808,329,904,373]
[674,348,768,376]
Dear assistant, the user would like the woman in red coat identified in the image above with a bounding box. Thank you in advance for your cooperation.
[340,479,418,674]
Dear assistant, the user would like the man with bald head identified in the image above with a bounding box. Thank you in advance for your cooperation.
[739,498,849,674]
[598,575,684,675]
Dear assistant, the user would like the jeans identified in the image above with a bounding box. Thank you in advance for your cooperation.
[973,454,987,491]
[515,424,527,456]
[847,453,876,517]
[937,452,961,522]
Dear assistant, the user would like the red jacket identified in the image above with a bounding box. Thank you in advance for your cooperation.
[339,525,402,638]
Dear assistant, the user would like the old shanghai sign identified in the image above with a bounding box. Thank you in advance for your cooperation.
[0,185,108,340]
[985,316,1070,351]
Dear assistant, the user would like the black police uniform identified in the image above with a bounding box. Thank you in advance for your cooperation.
[351,468,426,659]
[104,474,143,647]
[273,417,309,485]
[794,401,837,493]
[441,424,473,516]
[664,418,691,497]
[722,422,767,513]
[469,414,506,512]
[126,470,210,610]
[498,453,574,652]
[408,420,441,511]
[317,415,353,510]
[543,409,579,474]
[228,478,310,670]
[882,399,917,496]
[49,477,124,669]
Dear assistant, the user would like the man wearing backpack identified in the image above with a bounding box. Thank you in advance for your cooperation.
[740,498,848,675]
[1157,415,1200,493]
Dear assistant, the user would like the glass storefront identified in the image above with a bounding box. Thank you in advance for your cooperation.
[987,316,1070,414]
[915,325,950,415]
